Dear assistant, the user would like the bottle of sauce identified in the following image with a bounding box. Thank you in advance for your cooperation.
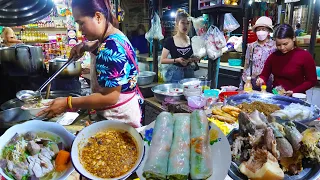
[244,76,253,93]
[261,85,267,93]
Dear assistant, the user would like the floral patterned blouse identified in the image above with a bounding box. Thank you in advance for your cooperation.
[95,34,138,93]
[242,39,277,81]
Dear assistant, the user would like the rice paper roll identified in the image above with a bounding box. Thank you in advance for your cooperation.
[143,112,174,180]
[190,110,213,179]
[167,113,191,180]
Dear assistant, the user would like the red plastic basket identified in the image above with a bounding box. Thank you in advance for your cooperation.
[219,91,239,102]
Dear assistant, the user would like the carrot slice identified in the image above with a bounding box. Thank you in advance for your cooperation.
[55,150,70,167]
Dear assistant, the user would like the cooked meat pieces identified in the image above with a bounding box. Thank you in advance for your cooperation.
[27,141,41,155]
[238,101,281,117]
[24,132,37,141]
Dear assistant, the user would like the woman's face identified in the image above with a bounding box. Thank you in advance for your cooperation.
[177,17,190,34]
[72,7,106,41]
[276,38,295,54]
[255,26,270,41]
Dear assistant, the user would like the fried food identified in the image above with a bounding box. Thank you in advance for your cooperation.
[238,101,281,117]
[222,105,241,113]
[212,115,236,124]
[80,130,138,178]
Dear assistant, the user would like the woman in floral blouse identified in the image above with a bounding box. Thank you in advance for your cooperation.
[242,16,277,92]
[38,0,143,127]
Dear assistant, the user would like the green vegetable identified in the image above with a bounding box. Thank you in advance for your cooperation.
[21,174,30,180]
[2,144,15,157]
[4,168,15,179]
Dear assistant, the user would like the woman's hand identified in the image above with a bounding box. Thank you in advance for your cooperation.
[69,40,99,60]
[175,57,188,66]
[256,77,265,87]
[69,42,86,60]
[188,57,200,63]
[37,97,69,118]
[284,90,293,96]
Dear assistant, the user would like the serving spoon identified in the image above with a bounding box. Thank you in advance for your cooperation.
[16,57,77,104]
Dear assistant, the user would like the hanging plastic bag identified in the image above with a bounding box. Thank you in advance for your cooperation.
[145,13,164,43]
[204,26,226,59]
[191,16,208,37]
[223,13,240,32]
[225,36,243,52]
[191,36,207,59]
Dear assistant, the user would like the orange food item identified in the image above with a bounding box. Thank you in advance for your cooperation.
[56,164,68,172]
[55,150,70,170]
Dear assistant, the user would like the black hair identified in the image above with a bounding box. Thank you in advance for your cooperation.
[274,24,295,39]
[71,0,118,28]
[296,23,301,29]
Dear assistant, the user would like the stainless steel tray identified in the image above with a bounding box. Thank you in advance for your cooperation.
[226,93,320,123]
[227,122,320,180]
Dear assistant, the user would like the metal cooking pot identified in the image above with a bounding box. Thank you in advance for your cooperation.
[49,58,81,78]
[0,44,44,76]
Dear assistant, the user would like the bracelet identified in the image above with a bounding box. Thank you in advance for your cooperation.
[67,96,73,109]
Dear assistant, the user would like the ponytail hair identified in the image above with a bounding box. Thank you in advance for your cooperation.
[71,0,119,28]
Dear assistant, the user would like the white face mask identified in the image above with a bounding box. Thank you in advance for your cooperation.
[256,30,269,41]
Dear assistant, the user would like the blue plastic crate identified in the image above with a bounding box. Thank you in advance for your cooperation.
[228,59,242,66]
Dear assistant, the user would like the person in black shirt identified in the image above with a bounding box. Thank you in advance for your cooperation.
[160,9,199,83]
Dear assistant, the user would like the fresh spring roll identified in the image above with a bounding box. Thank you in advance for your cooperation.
[167,113,191,180]
[143,112,174,180]
[190,110,213,179]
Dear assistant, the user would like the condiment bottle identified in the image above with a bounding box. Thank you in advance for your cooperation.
[244,76,253,93]
[261,85,267,93]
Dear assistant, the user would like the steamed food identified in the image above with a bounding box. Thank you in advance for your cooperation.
[238,101,280,116]
[80,130,138,178]
[0,132,70,180]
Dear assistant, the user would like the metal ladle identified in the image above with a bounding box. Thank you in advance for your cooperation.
[16,58,76,103]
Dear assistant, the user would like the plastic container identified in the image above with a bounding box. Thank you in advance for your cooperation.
[219,91,239,102]
[200,80,212,91]
[244,76,253,93]
[187,96,206,109]
[292,93,307,101]
[221,85,238,92]
[316,66,320,78]
[228,59,242,66]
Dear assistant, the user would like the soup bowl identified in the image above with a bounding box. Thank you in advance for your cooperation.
[71,120,145,180]
[0,120,75,180]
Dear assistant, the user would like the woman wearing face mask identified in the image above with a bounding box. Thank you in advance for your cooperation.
[38,0,143,127]
[256,24,317,96]
[160,9,199,83]
[242,16,276,92]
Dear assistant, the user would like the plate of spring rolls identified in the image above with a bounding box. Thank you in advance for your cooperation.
[136,110,232,180]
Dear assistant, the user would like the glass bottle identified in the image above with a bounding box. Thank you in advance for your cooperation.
[261,85,267,93]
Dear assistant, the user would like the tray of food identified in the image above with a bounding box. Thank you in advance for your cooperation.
[227,110,320,180]
[136,111,232,180]
[226,93,320,124]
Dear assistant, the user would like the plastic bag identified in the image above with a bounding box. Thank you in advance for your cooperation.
[191,16,208,37]
[223,13,240,32]
[227,36,243,52]
[191,36,207,58]
[145,13,164,42]
[204,26,226,59]
[205,25,227,50]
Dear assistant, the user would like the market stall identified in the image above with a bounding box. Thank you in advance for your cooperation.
[0,0,320,180]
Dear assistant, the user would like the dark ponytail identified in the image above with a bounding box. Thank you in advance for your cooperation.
[71,0,119,28]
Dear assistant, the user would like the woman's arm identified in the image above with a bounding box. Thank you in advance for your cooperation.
[257,55,273,86]
[72,86,120,109]
[291,53,317,93]
[160,48,188,66]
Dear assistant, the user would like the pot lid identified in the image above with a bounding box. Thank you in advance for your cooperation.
[0,0,54,26]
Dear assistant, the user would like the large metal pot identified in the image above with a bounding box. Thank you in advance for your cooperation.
[0,44,44,76]
[49,58,81,78]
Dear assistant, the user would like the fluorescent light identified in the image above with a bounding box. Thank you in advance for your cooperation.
[170,11,176,18]
[249,0,253,5]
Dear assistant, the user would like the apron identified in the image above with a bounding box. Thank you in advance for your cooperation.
[90,39,143,128]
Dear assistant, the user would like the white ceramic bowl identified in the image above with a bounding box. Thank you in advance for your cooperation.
[71,120,145,180]
[0,120,75,180]
[21,99,53,117]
